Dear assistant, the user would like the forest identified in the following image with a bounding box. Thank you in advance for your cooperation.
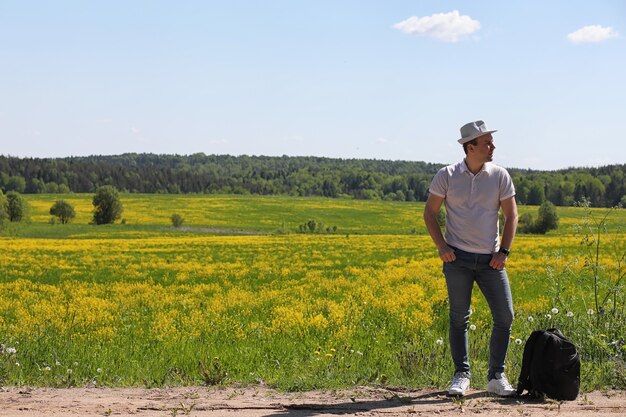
[0,153,624,207]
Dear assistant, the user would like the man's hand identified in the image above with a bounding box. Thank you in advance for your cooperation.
[438,245,456,263]
[490,251,508,270]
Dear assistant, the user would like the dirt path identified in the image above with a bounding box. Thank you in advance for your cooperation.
[0,386,624,417]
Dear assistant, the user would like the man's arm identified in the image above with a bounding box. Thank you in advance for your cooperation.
[499,196,519,251]
[489,196,518,269]
[423,193,456,262]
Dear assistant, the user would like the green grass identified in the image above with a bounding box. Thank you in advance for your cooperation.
[1,194,624,391]
[20,193,626,237]
[21,193,427,236]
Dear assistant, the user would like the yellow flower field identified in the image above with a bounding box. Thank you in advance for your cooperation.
[0,235,448,340]
[1,195,624,389]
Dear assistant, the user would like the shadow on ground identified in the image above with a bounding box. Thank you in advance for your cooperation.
[269,390,542,417]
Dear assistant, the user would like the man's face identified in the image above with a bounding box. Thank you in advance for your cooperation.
[471,134,496,162]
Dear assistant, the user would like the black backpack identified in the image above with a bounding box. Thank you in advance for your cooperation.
[516,328,581,400]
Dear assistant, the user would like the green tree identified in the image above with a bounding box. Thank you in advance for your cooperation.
[0,190,8,227]
[514,177,530,204]
[527,182,546,205]
[5,176,26,193]
[92,186,123,225]
[535,201,559,234]
[6,191,27,222]
[559,180,576,206]
[587,177,606,207]
[50,200,76,224]
[26,178,46,194]
[45,182,60,193]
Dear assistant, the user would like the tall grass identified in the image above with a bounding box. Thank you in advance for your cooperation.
[541,203,626,388]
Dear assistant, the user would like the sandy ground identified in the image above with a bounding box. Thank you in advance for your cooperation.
[0,386,624,417]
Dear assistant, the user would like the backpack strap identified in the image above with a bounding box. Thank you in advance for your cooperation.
[529,331,553,394]
[516,330,544,395]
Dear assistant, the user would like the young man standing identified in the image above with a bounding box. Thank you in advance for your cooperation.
[423,120,519,397]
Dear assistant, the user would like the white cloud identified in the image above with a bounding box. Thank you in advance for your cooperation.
[567,25,618,43]
[376,137,389,144]
[130,127,141,135]
[393,10,480,42]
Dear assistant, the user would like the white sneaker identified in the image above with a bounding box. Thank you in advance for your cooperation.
[448,372,470,396]
[487,372,516,397]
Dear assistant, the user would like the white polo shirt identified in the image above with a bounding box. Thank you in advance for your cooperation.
[428,160,515,254]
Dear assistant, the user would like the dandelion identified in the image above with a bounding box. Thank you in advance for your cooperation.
[515,339,523,345]
[15,362,20,367]
[436,338,444,346]
[56,360,61,366]
[67,369,73,374]
[314,351,320,355]
[527,316,534,322]
[567,311,574,317]
[551,308,559,314]
[356,351,363,356]
[546,314,552,320]
[587,309,594,315]
[469,324,477,331]
[96,368,103,373]
[325,353,333,358]
[44,366,51,372]
[5,347,16,355]
[73,362,79,366]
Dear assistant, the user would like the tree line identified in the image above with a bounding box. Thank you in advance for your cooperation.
[0,154,624,207]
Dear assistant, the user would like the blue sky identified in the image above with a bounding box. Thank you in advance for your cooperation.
[1,1,625,170]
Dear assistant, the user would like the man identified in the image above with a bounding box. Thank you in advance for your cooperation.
[423,120,518,397]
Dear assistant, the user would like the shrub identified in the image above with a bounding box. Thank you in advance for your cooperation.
[298,219,337,234]
[171,213,185,228]
[518,212,536,233]
[519,202,559,234]
[535,201,559,234]
[50,200,76,224]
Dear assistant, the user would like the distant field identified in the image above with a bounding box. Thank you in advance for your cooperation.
[19,193,626,236]
[0,194,624,390]
[21,194,424,236]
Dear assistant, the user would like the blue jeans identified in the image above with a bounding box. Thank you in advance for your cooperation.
[442,247,514,380]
